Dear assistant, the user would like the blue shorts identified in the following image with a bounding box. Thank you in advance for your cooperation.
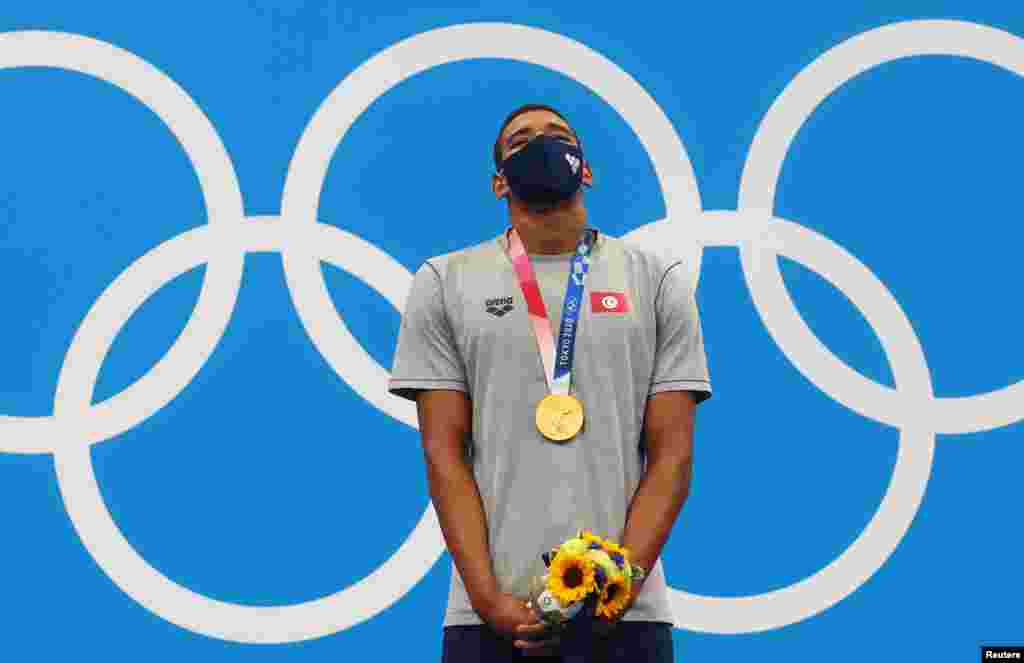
[440,621,674,663]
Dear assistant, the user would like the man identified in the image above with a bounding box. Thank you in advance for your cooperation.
[388,104,712,662]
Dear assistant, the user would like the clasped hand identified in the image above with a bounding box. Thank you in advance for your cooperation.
[483,592,561,656]
[486,581,643,656]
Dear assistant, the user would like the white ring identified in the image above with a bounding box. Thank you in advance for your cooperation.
[671,212,936,633]
[738,19,1024,434]
[679,18,1024,633]
[53,218,437,643]
[0,30,245,455]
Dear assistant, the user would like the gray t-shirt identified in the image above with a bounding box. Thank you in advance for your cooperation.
[388,228,712,627]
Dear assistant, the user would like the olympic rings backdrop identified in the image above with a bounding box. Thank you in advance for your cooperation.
[1,2,1022,661]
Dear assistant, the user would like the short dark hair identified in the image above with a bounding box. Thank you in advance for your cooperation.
[493,103,581,171]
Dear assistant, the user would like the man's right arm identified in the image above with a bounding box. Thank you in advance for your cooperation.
[415,389,499,617]
[389,263,539,640]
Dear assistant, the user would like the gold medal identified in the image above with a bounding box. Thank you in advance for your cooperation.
[535,394,585,442]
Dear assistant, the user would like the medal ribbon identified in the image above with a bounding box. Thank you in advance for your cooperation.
[507,226,596,395]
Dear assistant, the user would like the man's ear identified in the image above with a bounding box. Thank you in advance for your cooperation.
[492,172,510,199]
[582,160,594,188]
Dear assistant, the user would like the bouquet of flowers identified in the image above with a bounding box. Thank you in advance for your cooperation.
[527,529,639,629]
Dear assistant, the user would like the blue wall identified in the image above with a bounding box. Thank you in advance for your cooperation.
[1,2,1021,660]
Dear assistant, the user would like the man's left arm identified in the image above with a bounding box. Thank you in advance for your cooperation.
[604,259,712,626]
[618,390,697,606]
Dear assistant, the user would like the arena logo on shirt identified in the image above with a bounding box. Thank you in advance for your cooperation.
[485,296,514,317]
[590,291,630,314]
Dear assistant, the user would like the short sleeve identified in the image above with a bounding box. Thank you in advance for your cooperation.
[387,261,468,402]
[649,261,712,404]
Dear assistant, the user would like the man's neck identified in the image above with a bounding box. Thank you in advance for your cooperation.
[507,197,588,255]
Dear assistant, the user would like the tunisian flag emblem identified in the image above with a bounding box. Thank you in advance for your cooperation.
[590,291,631,314]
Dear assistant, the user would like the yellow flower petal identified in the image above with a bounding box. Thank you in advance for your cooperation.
[596,574,630,620]
[547,551,597,605]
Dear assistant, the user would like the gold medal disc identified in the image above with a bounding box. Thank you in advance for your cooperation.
[535,394,585,442]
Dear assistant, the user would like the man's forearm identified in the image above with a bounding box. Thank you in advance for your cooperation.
[620,450,693,576]
[423,445,499,615]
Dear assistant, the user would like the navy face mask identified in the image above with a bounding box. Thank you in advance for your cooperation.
[499,134,584,207]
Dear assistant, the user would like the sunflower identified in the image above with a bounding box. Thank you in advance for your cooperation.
[579,529,605,547]
[547,551,597,604]
[596,574,631,620]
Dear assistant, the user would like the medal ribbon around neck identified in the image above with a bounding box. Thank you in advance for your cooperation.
[506,226,595,398]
